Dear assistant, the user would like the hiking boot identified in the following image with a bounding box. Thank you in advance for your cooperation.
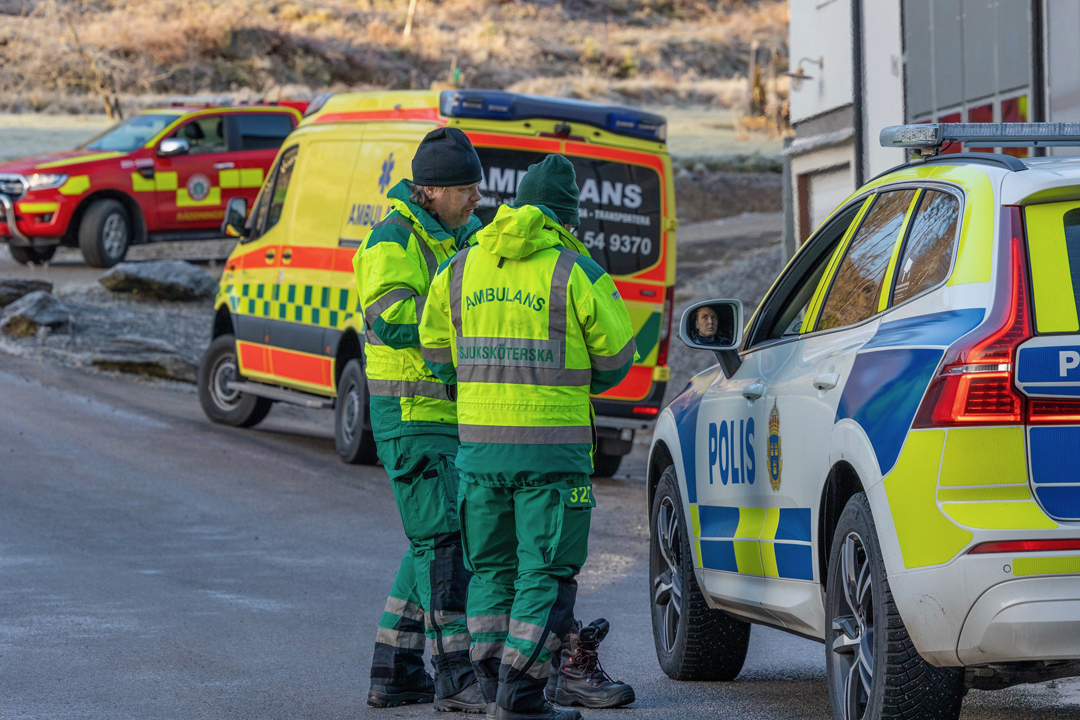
[434,681,488,713]
[366,674,436,708]
[493,702,582,720]
[551,619,635,708]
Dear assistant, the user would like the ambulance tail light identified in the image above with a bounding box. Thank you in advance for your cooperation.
[913,209,1031,428]
[655,285,676,369]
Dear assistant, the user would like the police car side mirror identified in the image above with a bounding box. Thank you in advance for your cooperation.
[222,197,249,238]
[158,138,189,157]
[679,299,743,378]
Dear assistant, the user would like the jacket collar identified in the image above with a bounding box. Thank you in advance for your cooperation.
[388,179,481,250]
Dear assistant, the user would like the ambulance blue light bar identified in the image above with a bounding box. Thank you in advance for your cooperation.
[440,90,666,142]
[881,123,1080,150]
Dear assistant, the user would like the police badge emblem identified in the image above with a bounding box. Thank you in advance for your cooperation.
[768,400,782,491]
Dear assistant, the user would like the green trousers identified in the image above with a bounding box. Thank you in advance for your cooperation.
[371,434,475,699]
[459,472,594,712]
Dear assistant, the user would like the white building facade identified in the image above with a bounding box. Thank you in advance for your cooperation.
[782,0,1078,257]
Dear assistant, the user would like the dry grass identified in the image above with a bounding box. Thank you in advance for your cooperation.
[0,0,788,114]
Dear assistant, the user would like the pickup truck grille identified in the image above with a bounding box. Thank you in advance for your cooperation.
[0,174,27,200]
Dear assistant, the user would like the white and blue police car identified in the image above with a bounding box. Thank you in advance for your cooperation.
[648,123,1080,720]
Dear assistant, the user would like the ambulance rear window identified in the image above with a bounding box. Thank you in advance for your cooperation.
[473,148,663,277]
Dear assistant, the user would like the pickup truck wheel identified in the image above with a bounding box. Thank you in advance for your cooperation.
[78,199,130,268]
[334,358,378,464]
[8,244,56,265]
[591,451,623,478]
[650,464,751,680]
[198,334,272,428]
[825,493,965,720]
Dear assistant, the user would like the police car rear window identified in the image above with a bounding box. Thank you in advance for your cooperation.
[473,148,662,277]
[1026,203,1080,334]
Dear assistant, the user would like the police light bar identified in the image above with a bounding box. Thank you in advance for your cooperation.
[881,123,1080,151]
[440,90,666,142]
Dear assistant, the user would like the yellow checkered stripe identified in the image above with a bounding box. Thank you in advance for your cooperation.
[689,505,814,581]
[131,169,263,208]
[223,281,360,330]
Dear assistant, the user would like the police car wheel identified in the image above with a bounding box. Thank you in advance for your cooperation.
[334,358,378,465]
[78,199,130,268]
[825,493,965,720]
[650,464,751,681]
[197,334,273,428]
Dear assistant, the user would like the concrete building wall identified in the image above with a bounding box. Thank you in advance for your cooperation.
[862,1,906,177]
[789,0,854,123]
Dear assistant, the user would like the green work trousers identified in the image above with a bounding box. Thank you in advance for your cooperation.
[459,472,594,713]
[370,434,475,699]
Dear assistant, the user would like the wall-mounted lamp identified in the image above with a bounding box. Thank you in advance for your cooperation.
[781,56,824,91]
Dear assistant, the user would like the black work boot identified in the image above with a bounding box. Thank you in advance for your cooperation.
[435,681,489,713]
[367,673,436,708]
[551,619,635,708]
[493,702,582,720]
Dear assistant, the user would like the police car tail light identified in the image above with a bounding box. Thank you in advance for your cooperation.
[914,217,1031,427]
[1028,398,1080,424]
[655,286,676,369]
[969,539,1080,555]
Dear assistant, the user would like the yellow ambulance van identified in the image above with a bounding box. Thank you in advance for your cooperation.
[197,90,677,474]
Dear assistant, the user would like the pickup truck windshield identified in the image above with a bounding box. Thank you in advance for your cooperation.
[79,114,180,152]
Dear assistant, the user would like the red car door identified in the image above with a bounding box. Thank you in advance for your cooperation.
[153,113,231,233]
[222,111,298,216]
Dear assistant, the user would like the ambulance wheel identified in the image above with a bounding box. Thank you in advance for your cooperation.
[334,358,378,465]
[198,334,273,428]
[78,199,130,268]
[825,493,965,720]
[650,464,750,681]
[8,244,55,265]
[592,452,623,478]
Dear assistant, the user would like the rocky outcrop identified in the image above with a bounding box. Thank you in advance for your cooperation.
[99,260,217,301]
[0,290,71,338]
[0,278,54,307]
[90,336,198,383]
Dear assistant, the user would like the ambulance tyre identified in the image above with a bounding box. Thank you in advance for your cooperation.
[591,452,623,478]
[78,199,130,268]
[334,359,378,465]
[198,334,273,428]
[650,464,751,681]
[825,493,965,720]
[8,244,56,265]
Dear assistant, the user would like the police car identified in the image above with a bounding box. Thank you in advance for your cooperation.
[648,123,1080,719]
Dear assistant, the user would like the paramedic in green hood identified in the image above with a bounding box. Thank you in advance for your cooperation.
[353,127,485,713]
[420,155,638,720]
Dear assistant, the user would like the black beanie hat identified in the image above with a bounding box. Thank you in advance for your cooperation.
[514,155,580,226]
[412,127,483,187]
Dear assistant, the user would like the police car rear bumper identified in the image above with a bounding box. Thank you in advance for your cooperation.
[958,575,1080,664]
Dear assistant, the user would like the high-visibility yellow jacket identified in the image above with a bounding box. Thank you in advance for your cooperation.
[353,180,481,441]
[419,203,637,485]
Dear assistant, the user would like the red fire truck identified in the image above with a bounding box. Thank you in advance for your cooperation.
[0,103,304,267]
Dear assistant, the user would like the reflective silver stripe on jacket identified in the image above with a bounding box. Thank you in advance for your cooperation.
[421,345,453,364]
[448,247,589,388]
[457,337,561,368]
[590,338,637,371]
[368,378,450,400]
[458,424,592,444]
[365,287,416,324]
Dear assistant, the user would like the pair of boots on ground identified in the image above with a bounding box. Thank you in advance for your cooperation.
[369,618,634,717]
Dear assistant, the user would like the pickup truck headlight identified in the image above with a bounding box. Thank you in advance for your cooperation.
[26,173,68,190]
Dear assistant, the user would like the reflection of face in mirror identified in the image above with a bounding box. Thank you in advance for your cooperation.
[695,306,718,340]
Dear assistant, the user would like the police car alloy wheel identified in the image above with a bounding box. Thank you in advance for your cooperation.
[824,494,965,720]
[650,465,750,681]
[334,358,378,465]
[197,334,273,428]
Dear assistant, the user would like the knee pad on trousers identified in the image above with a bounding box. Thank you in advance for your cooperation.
[432,532,470,613]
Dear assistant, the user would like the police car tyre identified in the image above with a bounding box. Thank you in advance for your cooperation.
[334,358,378,465]
[591,452,622,478]
[650,464,750,681]
[198,334,273,428]
[79,199,130,268]
[8,244,56,265]
[825,493,965,720]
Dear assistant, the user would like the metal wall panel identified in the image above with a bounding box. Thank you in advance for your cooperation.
[933,0,964,108]
[963,0,997,101]
[997,0,1031,93]
[904,0,935,117]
